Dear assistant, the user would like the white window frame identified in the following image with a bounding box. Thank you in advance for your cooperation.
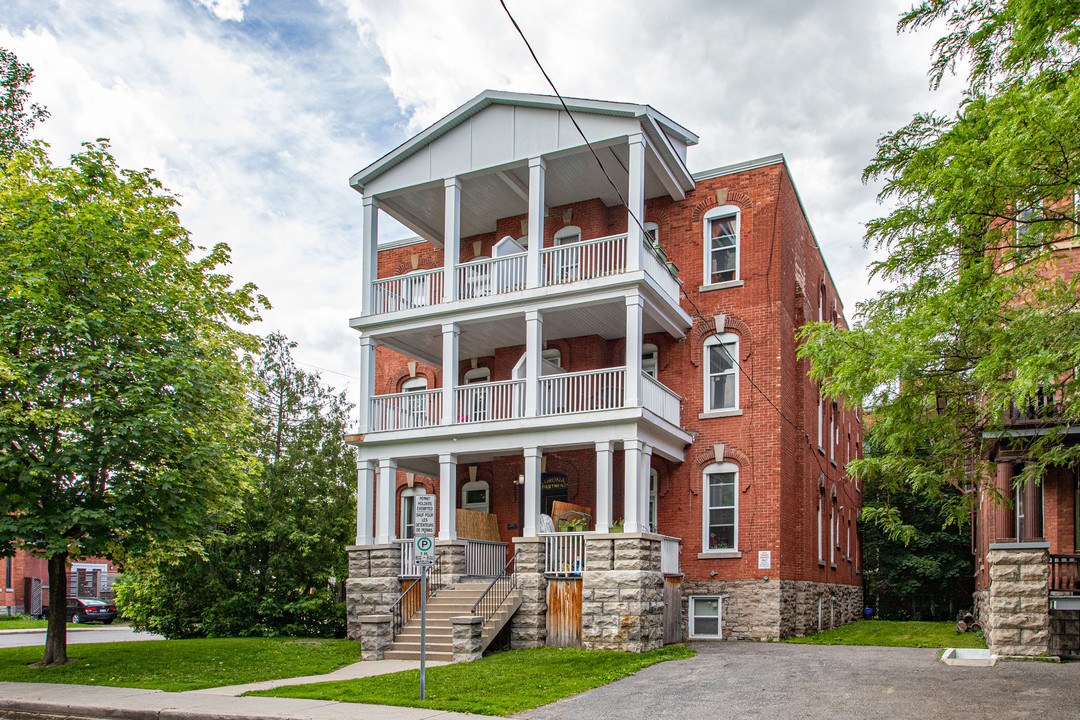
[649,467,659,531]
[400,486,427,539]
[817,386,824,451]
[553,225,582,281]
[642,343,659,379]
[704,333,739,412]
[702,461,739,553]
[644,221,660,247]
[401,376,430,426]
[463,367,490,384]
[461,480,490,513]
[817,477,825,565]
[689,595,722,638]
[541,348,562,368]
[702,205,741,286]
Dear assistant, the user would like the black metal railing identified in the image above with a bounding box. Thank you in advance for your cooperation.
[471,550,518,629]
[1006,383,1068,424]
[389,550,445,637]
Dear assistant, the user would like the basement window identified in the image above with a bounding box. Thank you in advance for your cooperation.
[689,596,722,638]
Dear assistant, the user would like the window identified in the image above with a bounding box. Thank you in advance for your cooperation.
[829,494,836,567]
[648,468,659,531]
[461,368,491,421]
[401,377,430,427]
[4,556,10,590]
[400,486,427,539]
[553,225,582,282]
[817,476,825,565]
[818,284,826,324]
[704,333,738,411]
[642,343,659,379]
[703,462,738,551]
[463,367,490,384]
[816,386,824,450]
[644,222,659,247]
[703,206,739,285]
[461,480,490,513]
[542,348,562,368]
[689,596,721,638]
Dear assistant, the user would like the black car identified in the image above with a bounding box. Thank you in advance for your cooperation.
[66,597,117,624]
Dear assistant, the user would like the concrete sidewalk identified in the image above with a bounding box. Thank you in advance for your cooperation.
[0,681,489,720]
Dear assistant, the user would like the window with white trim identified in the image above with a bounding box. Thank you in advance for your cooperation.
[817,477,825,565]
[461,480,490,513]
[648,468,659,531]
[817,386,824,450]
[401,376,430,425]
[689,595,722,638]
[703,206,740,285]
[553,225,582,282]
[704,333,739,411]
[703,462,738,551]
[542,348,562,368]
[645,221,659,247]
[463,367,490,384]
[642,343,659,379]
[400,486,427,539]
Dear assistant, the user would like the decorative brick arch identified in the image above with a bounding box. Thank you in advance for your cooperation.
[544,338,572,369]
[687,445,751,494]
[391,256,439,276]
[690,190,752,222]
[690,314,753,368]
[542,454,581,502]
[389,368,437,394]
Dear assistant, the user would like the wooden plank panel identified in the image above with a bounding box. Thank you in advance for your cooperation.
[663,576,683,645]
[546,579,582,647]
[457,509,501,541]
[551,500,592,529]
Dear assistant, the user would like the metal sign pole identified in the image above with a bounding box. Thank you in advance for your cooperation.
[420,563,427,700]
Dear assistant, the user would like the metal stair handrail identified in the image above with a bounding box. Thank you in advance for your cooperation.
[389,550,445,637]
[470,550,518,629]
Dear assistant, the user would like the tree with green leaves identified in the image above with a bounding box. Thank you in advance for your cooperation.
[1,48,48,160]
[0,141,266,665]
[117,333,356,639]
[798,1,1080,539]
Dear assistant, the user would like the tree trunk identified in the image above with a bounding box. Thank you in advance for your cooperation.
[41,552,69,666]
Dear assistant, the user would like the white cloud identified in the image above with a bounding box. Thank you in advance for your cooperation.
[195,0,249,22]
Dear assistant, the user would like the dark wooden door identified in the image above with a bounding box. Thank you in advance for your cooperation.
[546,579,582,647]
[663,576,683,645]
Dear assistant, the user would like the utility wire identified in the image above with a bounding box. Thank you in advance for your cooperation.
[497,0,840,482]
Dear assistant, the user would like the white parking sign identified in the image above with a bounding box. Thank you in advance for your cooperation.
[413,495,436,536]
[415,535,435,566]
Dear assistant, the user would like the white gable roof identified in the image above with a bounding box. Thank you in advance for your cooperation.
[351,90,698,197]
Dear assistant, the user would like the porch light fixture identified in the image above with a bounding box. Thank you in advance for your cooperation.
[515,473,525,486]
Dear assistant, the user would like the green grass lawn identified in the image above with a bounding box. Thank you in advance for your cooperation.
[0,637,363,692]
[784,620,987,649]
[250,645,696,716]
[0,617,82,630]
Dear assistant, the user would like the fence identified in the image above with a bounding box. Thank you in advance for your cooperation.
[543,533,587,578]
[661,537,681,575]
[457,254,527,300]
[540,234,626,286]
[642,373,681,426]
[456,379,525,423]
[369,389,442,431]
[372,268,443,314]
[465,539,509,577]
[1050,554,1080,592]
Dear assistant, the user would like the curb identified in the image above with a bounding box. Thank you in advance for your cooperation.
[0,699,290,720]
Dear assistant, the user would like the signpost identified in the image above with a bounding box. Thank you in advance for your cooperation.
[413,495,437,699]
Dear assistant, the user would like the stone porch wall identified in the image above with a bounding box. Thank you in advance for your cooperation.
[780,580,862,638]
[1050,608,1080,659]
[985,546,1050,657]
[510,538,548,649]
[345,544,401,641]
[580,535,665,652]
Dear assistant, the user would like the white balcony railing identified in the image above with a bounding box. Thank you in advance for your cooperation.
[464,539,509,577]
[456,379,525,424]
[372,268,444,314]
[457,253,528,301]
[643,241,680,300]
[539,367,625,416]
[369,389,442,432]
[642,373,682,426]
[661,537,680,575]
[540,234,627,287]
[543,532,587,577]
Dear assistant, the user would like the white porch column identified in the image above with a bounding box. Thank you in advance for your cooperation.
[626,133,646,272]
[523,446,542,537]
[595,441,614,533]
[623,439,643,533]
[439,453,457,540]
[625,293,644,408]
[526,157,545,288]
[524,309,543,417]
[443,177,461,303]
[360,196,379,316]
[441,322,459,425]
[356,459,375,545]
[358,335,376,433]
[375,458,398,545]
[639,444,653,532]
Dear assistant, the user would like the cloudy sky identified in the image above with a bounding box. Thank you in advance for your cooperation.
[1,0,963,404]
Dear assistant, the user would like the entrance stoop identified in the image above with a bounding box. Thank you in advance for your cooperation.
[384,581,521,661]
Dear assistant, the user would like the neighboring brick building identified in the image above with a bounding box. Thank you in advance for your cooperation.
[345,91,862,657]
[2,548,118,616]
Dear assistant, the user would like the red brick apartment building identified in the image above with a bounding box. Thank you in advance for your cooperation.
[344,91,862,660]
[972,241,1080,659]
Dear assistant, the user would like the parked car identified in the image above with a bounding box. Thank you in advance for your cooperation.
[66,597,117,624]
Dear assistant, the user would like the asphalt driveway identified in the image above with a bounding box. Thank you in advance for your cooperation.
[518,642,1080,720]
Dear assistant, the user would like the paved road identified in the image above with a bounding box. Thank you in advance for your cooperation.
[518,642,1080,720]
[0,626,164,648]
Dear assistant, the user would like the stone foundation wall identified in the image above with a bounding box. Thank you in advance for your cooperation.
[1049,608,1080,659]
[780,581,862,638]
[985,547,1050,657]
[580,535,665,652]
[973,588,989,628]
[510,539,548,649]
[345,544,402,641]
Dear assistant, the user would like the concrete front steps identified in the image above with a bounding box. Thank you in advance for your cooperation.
[384,580,522,662]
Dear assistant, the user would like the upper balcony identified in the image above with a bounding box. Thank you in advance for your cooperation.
[349,91,699,334]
